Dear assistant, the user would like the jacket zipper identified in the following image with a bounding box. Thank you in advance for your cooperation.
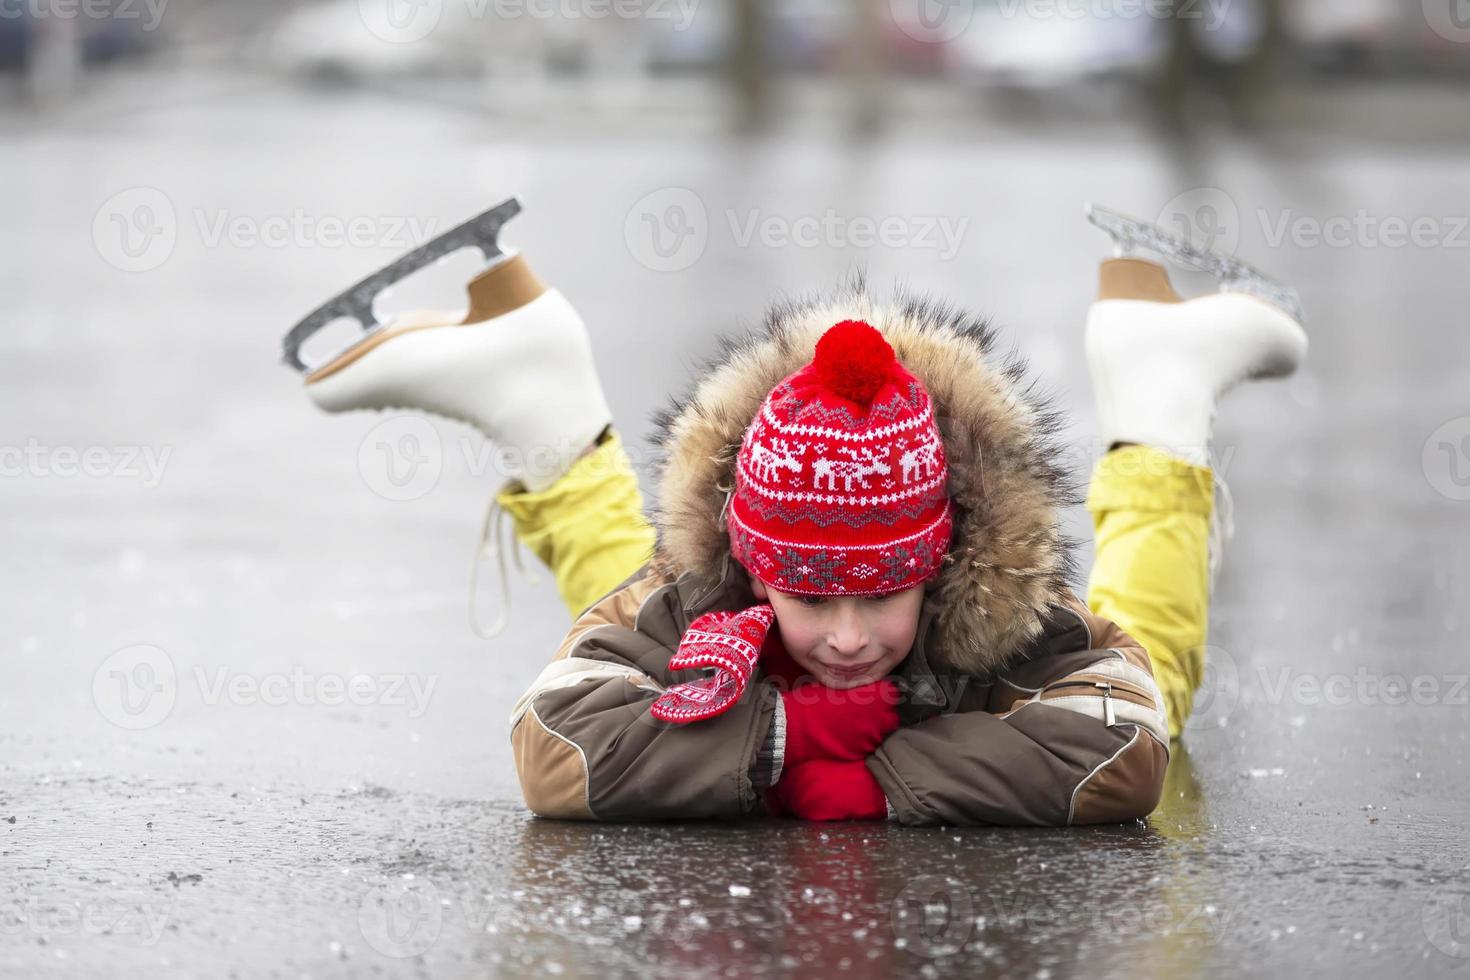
[1046,680,1116,725]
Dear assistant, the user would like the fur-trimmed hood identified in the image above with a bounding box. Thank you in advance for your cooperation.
[647,277,1084,677]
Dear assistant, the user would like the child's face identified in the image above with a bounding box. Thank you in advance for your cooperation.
[750,576,925,688]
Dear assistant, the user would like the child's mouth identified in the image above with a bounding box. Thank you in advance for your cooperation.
[823,660,880,678]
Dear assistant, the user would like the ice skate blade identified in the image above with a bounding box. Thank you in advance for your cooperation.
[1084,203,1304,325]
[283,197,523,373]
[303,252,547,385]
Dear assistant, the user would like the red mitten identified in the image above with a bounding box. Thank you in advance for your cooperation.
[650,604,775,723]
[781,678,901,765]
[773,759,888,821]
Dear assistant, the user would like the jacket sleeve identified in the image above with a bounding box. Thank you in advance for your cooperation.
[508,564,781,821]
[866,595,1171,827]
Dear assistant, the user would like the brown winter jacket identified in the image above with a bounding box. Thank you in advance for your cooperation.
[509,283,1171,826]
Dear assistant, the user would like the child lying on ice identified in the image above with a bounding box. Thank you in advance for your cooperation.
[297,209,1305,824]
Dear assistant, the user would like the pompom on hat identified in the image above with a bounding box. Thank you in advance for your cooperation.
[725,319,954,596]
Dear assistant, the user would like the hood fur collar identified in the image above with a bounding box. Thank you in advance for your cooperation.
[646,276,1083,677]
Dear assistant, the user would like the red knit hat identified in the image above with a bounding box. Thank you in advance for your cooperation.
[726,319,953,596]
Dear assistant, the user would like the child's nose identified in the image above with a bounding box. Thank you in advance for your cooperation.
[826,606,869,655]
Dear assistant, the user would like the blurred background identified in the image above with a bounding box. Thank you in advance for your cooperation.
[8,0,1470,131]
[4,2,1470,978]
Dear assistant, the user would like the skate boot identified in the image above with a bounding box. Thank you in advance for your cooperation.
[284,199,612,635]
[1082,204,1308,586]
[286,199,612,494]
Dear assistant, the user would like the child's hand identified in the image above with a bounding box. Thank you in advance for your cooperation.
[781,678,901,766]
[773,759,888,821]
[651,604,776,724]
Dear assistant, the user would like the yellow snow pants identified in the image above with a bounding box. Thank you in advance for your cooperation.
[495,432,1212,741]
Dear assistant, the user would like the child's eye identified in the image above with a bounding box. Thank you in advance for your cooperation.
[798,596,826,607]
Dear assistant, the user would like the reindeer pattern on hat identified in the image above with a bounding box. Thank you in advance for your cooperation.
[738,416,947,502]
[812,446,890,493]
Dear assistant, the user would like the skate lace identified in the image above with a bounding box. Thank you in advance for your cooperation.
[469,482,540,638]
[1207,467,1235,593]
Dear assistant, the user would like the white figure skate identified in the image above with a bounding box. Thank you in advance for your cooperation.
[285,199,612,635]
[1082,203,1309,587]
